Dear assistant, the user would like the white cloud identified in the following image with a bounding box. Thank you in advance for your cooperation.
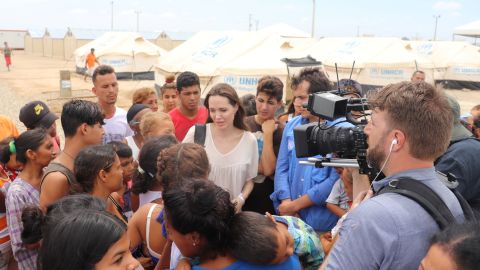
[433,1,462,10]
[70,8,88,14]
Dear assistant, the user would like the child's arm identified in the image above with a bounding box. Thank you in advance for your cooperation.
[155,240,173,270]
[326,202,347,217]
[175,258,192,270]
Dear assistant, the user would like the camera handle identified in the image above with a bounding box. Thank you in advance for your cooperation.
[299,157,360,169]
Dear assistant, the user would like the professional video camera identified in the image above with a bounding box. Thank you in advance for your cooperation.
[293,86,373,176]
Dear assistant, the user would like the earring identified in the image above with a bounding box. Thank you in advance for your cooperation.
[192,242,196,246]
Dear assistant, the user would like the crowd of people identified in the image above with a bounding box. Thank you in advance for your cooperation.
[0,62,478,270]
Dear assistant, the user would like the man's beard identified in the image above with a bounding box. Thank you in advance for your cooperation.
[366,138,387,172]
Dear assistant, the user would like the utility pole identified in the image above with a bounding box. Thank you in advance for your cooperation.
[110,1,114,30]
[433,15,441,41]
[311,0,316,38]
[135,10,141,32]
[249,14,252,31]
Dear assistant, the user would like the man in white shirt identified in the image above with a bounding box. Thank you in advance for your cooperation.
[92,65,133,143]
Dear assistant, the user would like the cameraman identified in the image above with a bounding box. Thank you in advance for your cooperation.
[323,82,465,269]
[271,67,351,233]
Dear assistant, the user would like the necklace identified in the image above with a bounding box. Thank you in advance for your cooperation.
[62,151,75,160]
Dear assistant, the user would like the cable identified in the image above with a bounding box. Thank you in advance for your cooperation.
[370,139,396,185]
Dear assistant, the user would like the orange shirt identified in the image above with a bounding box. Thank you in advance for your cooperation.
[86,53,97,68]
[0,115,19,140]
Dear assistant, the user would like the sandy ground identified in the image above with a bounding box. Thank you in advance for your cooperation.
[0,51,480,127]
[0,51,157,113]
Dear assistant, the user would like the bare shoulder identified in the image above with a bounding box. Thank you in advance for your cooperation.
[130,203,163,226]
[41,172,69,189]
[40,172,70,210]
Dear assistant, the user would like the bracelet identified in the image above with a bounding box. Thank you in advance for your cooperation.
[237,194,245,204]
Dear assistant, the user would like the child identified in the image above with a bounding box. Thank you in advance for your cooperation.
[322,168,354,255]
[228,211,324,270]
[107,141,135,220]
[0,138,23,269]
[326,167,353,218]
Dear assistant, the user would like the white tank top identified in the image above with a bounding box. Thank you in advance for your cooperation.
[139,190,162,208]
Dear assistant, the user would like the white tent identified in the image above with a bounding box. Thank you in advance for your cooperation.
[302,37,434,88]
[75,32,167,79]
[155,30,315,97]
[408,41,480,89]
[454,20,480,38]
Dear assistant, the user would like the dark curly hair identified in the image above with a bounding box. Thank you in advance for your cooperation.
[256,75,284,101]
[176,71,200,92]
[163,179,235,260]
[291,67,331,94]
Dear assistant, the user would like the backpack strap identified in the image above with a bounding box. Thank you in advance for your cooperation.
[193,124,207,147]
[377,177,456,230]
[437,171,478,223]
[452,189,478,222]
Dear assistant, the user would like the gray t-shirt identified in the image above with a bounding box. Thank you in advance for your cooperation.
[325,167,464,270]
[326,179,350,210]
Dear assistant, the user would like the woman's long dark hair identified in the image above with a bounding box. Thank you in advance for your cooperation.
[21,194,106,245]
[14,128,49,164]
[39,209,126,270]
[74,145,117,193]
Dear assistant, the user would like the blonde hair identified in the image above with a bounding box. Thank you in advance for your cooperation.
[140,112,174,139]
[132,87,157,104]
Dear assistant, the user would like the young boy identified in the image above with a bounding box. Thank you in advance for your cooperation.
[108,141,135,220]
[325,167,353,218]
[229,211,324,270]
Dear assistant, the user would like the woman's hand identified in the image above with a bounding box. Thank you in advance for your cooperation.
[232,194,245,213]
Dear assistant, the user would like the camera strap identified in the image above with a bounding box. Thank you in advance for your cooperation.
[194,124,207,147]
[376,177,476,230]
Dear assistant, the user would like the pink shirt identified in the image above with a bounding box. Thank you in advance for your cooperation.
[169,107,208,141]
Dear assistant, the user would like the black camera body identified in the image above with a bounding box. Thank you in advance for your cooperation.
[293,90,371,175]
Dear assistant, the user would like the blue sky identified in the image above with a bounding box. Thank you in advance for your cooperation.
[1,0,478,41]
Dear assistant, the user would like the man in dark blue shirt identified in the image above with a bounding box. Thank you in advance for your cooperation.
[435,95,480,211]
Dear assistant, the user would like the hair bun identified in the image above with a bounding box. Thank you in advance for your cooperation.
[165,75,175,84]
[187,182,216,215]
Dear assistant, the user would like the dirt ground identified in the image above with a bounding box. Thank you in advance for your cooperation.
[1,51,480,114]
[0,51,157,113]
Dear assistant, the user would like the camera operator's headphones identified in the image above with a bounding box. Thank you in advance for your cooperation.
[389,138,398,152]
